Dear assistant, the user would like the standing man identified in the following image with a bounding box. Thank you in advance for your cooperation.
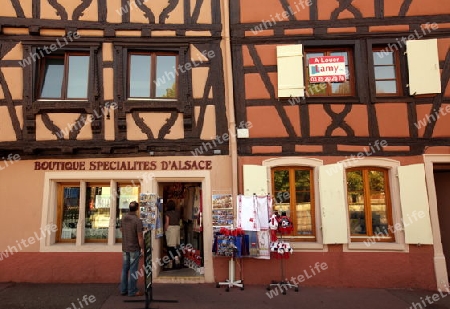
[120,201,144,297]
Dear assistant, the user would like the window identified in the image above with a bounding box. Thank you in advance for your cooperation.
[305,48,354,96]
[272,167,315,240]
[372,48,401,95]
[38,52,90,99]
[56,181,140,244]
[86,184,111,243]
[116,184,140,242]
[128,52,177,99]
[58,184,80,242]
[346,167,393,241]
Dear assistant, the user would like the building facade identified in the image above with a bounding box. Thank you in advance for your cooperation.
[0,0,450,291]
[0,0,234,284]
[229,0,450,290]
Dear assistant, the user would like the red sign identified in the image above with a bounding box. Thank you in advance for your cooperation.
[308,56,346,83]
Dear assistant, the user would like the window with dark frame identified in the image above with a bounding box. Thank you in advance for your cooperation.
[305,48,355,97]
[372,47,401,96]
[128,52,178,99]
[271,167,315,241]
[38,52,90,100]
[346,167,394,242]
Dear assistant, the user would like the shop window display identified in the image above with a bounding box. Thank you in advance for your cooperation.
[85,184,111,242]
[59,185,80,242]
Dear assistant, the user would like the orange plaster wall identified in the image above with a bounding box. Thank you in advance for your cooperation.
[242,44,278,67]
[284,105,301,136]
[242,46,255,67]
[244,72,277,99]
[343,105,369,137]
[406,0,450,16]
[285,0,311,20]
[438,38,450,61]
[375,104,409,137]
[247,106,289,138]
[384,0,450,16]
[240,0,288,23]
[308,105,332,137]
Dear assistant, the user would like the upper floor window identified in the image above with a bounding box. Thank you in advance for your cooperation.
[372,48,401,96]
[128,52,178,99]
[271,167,315,241]
[38,52,90,99]
[305,48,354,97]
[346,167,394,241]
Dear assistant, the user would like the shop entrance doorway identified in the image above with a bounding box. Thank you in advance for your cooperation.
[157,182,204,280]
[433,169,450,280]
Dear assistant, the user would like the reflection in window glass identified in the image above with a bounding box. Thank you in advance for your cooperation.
[41,58,64,98]
[347,170,365,234]
[60,186,80,241]
[130,55,151,97]
[86,185,111,242]
[346,168,393,240]
[116,185,140,241]
[67,56,89,98]
[156,56,177,98]
[373,50,398,95]
[272,167,314,238]
[306,49,353,96]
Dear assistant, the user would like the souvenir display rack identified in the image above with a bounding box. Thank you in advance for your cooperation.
[267,213,299,295]
[214,228,246,291]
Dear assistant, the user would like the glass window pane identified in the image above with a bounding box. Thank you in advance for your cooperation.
[155,56,177,98]
[273,170,290,192]
[273,201,290,218]
[371,201,389,235]
[294,170,310,191]
[67,55,89,99]
[130,55,151,97]
[60,186,80,240]
[274,191,290,204]
[307,83,327,96]
[347,170,366,235]
[373,51,394,66]
[41,58,64,98]
[116,184,140,240]
[306,52,325,62]
[330,51,349,65]
[369,170,385,191]
[376,81,397,94]
[374,66,396,80]
[296,201,312,235]
[331,81,351,94]
[86,185,111,241]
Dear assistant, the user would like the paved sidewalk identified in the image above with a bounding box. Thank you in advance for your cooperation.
[1,282,450,309]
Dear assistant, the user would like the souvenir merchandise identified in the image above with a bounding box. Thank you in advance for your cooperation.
[270,240,294,259]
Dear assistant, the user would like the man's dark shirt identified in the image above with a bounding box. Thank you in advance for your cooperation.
[121,212,143,252]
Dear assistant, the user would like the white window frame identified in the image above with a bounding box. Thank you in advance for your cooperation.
[40,171,150,253]
[340,158,407,252]
[262,157,326,251]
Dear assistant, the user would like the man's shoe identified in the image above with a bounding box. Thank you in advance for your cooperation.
[121,292,127,296]
[130,290,144,297]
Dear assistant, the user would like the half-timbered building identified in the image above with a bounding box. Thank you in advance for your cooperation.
[2,0,450,291]
[230,0,450,290]
[0,0,234,284]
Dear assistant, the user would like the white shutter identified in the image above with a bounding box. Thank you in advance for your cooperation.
[319,163,348,244]
[277,44,305,98]
[407,39,441,95]
[243,165,268,196]
[398,164,433,244]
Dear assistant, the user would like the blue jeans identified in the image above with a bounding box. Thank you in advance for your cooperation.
[120,251,141,296]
